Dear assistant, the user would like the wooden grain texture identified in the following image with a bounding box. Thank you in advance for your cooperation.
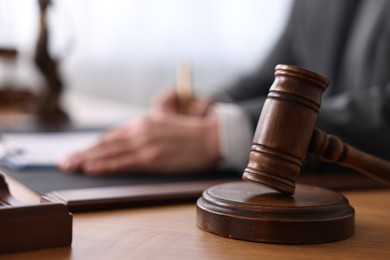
[1,185,388,259]
[309,128,390,187]
[0,175,72,254]
[196,181,354,244]
[242,64,329,194]
[243,65,390,194]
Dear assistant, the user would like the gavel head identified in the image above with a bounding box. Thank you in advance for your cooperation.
[242,64,329,194]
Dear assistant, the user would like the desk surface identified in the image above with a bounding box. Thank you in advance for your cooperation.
[1,175,389,260]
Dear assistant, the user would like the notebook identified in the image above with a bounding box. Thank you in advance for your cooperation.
[0,131,101,169]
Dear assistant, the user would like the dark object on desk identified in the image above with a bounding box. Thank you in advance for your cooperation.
[1,167,240,194]
[42,179,236,212]
[198,65,358,244]
[34,0,68,122]
[0,174,72,253]
[2,166,241,212]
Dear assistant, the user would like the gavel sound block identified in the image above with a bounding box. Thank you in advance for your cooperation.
[196,64,390,244]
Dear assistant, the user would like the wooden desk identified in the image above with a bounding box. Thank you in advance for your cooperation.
[1,175,389,260]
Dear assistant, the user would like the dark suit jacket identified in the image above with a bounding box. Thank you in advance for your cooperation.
[219,0,390,170]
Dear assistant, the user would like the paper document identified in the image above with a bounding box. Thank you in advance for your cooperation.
[0,132,101,169]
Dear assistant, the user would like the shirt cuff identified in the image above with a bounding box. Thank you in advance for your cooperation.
[211,102,253,171]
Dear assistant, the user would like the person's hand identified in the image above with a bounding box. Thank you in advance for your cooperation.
[152,88,215,116]
[58,113,221,176]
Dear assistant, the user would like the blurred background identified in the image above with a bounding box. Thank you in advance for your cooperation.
[0,0,292,108]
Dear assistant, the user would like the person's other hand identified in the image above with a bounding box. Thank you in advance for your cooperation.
[152,88,214,116]
[58,113,221,176]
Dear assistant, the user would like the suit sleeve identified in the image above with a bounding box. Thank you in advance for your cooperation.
[316,17,390,161]
[317,86,390,160]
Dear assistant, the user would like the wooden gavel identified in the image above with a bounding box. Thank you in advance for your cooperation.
[243,64,390,194]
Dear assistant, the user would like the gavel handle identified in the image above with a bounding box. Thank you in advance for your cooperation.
[309,128,390,186]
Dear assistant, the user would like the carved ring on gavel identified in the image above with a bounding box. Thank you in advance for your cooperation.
[242,64,390,194]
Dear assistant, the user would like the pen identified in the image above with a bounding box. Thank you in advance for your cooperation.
[176,61,192,114]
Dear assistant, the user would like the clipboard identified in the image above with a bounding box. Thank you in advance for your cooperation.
[2,165,241,212]
[42,178,237,212]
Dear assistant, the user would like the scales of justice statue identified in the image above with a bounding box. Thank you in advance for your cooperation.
[0,0,68,127]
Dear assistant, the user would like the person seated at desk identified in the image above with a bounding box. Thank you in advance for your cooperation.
[59,0,390,176]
